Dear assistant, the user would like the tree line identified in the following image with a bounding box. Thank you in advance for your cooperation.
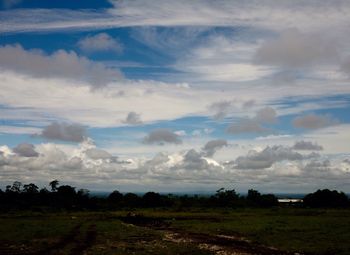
[0,180,349,211]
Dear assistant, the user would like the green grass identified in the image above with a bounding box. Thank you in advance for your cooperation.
[0,211,211,255]
[0,208,349,255]
[140,208,350,255]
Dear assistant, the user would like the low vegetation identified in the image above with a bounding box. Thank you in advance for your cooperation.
[1,180,349,211]
[0,180,349,254]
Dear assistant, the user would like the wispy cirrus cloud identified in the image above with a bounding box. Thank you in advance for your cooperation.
[2,1,350,33]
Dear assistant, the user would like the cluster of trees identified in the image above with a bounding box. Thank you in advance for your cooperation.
[0,180,91,210]
[303,189,349,208]
[0,181,349,211]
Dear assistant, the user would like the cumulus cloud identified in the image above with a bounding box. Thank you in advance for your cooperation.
[209,101,233,120]
[0,44,122,87]
[234,145,317,169]
[202,139,228,157]
[180,149,212,170]
[292,141,323,151]
[13,143,39,157]
[78,33,123,53]
[36,122,87,143]
[123,112,143,125]
[254,107,277,124]
[293,113,338,129]
[226,107,277,134]
[303,159,331,173]
[0,141,348,191]
[143,129,182,145]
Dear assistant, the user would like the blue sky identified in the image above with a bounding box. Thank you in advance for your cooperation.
[0,0,350,193]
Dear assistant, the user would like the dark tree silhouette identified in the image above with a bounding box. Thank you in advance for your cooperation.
[123,192,140,207]
[246,189,278,207]
[6,181,22,193]
[108,190,123,203]
[57,185,76,196]
[23,183,39,194]
[49,180,59,192]
[247,189,261,204]
[304,189,349,208]
[142,192,163,207]
[212,188,240,207]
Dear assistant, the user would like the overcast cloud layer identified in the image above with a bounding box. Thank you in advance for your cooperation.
[0,0,350,192]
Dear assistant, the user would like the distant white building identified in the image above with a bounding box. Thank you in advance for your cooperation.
[278,198,303,203]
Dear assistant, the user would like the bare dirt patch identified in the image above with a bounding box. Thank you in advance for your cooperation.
[119,214,298,255]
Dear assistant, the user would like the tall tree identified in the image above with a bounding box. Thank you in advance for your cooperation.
[49,180,59,192]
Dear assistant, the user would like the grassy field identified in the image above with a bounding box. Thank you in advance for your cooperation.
[0,208,349,254]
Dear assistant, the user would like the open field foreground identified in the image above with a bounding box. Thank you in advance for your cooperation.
[0,208,349,255]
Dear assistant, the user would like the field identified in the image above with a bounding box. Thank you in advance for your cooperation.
[0,208,349,255]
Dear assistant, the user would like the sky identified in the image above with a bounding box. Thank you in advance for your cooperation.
[0,0,350,193]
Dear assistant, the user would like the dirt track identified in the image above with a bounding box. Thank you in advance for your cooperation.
[119,215,298,255]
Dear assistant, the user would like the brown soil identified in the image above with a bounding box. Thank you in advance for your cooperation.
[119,214,299,255]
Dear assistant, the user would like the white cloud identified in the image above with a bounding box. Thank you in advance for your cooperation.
[0,125,41,135]
[174,36,272,82]
[2,1,350,33]
[0,68,348,134]
[78,33,123,53]
[1,141,349,192]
